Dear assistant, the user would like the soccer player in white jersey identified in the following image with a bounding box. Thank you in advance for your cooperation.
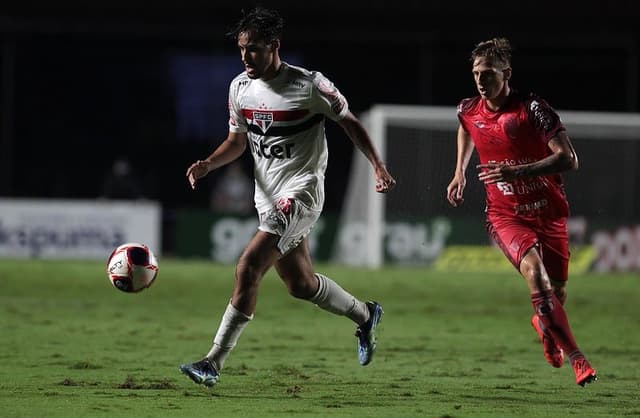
[179,7,396,388]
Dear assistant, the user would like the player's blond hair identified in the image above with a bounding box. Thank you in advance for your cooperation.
[471,37,512,69]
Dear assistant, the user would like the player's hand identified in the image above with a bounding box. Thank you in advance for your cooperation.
[185,160,211,190]
[375,166,396,193]
[477,163,516,184]
[446,174,466,207]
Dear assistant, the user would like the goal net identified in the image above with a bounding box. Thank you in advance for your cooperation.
[333,104,640,268]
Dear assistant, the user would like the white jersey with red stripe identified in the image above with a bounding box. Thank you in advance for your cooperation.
[228,62,349,213]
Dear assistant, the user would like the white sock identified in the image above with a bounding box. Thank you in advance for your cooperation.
[206,302,253,371]
[309,273,369,324]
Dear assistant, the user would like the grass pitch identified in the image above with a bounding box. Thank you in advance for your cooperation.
[1,259,639,417]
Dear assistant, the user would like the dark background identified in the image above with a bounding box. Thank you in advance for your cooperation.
[1,1,639,217]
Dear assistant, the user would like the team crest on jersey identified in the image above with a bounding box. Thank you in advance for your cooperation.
[253,112,274,134]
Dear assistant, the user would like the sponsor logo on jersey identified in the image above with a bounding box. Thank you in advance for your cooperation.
[249,138,296,159]
[529,100,556,133]
[331,97,346,115]
[288,80,306,89]
[253,112,274,134]
[515,198,549,215]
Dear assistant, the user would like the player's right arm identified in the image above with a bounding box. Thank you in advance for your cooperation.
[446,124,475,207]
[188,76,249,190]
[186,131,248,190]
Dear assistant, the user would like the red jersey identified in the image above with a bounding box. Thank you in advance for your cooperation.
[457,91,570,220]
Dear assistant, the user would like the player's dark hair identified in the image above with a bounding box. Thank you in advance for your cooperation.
[227,7,283,44]
[471,37,512,68]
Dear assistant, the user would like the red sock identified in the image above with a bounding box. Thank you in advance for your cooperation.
[531,289,578,355]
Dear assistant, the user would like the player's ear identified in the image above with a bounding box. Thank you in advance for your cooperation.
[503,67,512,81]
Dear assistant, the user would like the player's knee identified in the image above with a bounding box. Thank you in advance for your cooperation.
[521,257,554,291]
[235,261,262,289]
[522,263,544,284]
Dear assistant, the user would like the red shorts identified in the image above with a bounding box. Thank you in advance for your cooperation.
[487,216,570,281]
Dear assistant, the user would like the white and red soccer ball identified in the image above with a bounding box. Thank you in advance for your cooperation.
[107,242,159,293]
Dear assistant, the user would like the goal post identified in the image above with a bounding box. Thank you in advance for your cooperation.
[333,104,640,268]
[332,105,458,267]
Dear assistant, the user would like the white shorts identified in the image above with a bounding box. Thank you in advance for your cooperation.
[258,197,321,254]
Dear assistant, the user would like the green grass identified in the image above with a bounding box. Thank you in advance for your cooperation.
[1,259,639,417]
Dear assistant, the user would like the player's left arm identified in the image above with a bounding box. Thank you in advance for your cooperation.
[517,130,579,175]
[337,111,396,193]
[477,130,578,184]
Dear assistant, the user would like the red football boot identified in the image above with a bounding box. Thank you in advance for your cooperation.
[572,356,598,387]
[531,314,565,368]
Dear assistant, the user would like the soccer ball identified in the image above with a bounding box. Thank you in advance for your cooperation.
[107,242,159,293]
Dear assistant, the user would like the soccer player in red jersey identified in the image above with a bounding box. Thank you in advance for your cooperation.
[446,37,597,386]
